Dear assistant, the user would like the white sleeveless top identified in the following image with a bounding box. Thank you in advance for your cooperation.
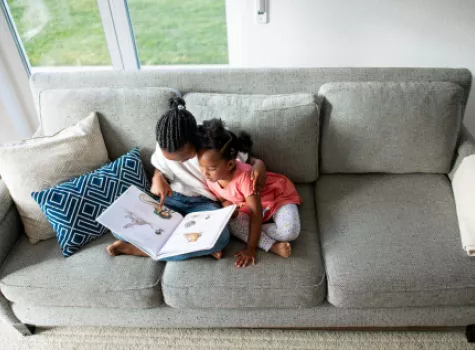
[150,143,248,200]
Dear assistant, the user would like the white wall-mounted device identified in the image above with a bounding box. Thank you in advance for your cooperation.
[256,0,268,24]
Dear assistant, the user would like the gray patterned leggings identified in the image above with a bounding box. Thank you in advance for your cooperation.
[228,204,301,252]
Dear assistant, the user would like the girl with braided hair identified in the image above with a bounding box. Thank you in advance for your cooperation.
[197,119,302,268]
[107,97,267,261]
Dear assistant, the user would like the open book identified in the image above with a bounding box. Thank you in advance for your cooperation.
[96,185,236,260]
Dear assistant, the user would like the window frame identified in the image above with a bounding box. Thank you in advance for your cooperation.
[97,0,140,70]
[1,0,31,75]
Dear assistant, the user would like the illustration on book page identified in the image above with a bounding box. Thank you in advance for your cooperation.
[123,209,164,235]
[184,232,202,243]
[139,193,176,219]
[184,220,196,228]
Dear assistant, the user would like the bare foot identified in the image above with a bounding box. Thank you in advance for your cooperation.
[106,241,149,257]
[211,251,223,260]
[270,242,291,258]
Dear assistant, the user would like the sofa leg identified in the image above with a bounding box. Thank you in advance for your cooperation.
[11,323,35,336]
[466,324,475,342]
[26,324,36,334]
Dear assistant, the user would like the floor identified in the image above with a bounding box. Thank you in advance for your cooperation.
[1,325,474,350]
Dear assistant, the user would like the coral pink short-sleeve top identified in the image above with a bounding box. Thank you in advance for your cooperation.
[206,161,301,222]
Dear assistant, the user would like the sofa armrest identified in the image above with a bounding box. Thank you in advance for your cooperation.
[0,126,39,260]
[0,293,33,335]
[448,126,475,181]
[0,180,22,266]
[0,181,30,334]
[452,155,475,255]
[0,179,13,222]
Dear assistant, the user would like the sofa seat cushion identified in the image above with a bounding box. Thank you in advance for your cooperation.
[0,234,164,309]
[317,174,475,308]
[161,184,326,309]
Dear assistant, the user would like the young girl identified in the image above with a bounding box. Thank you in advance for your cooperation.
[197,119,302,268]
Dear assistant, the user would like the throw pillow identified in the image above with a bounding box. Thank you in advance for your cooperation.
[32,148,150,257]
[0,113,109,244]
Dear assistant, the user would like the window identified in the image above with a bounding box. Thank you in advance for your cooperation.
[3,0,229,70]
[128,0,228,65]
[7,0,111,66]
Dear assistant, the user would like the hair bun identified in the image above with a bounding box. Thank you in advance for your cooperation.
[169,96,186,110]
[238,131,253,154]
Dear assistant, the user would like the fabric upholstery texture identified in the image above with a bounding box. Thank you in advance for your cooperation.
[319,82,464,173]
[0,181,22,325]
[0,113,109,244]
[30,68,472,109]
[0,179,20,265]
[32,148,149,257]
[10,302,475,328]
[161,184,326,309]
[316,174,475,308]
[0,233,164,309]
[0,292,26,332]
[0,180,13,223]
[184,93,319,183]
[38,87,179,175]
[0,206,22,267]
[31,68,471,177]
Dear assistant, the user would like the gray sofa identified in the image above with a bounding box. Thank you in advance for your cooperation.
[1,68,475,336]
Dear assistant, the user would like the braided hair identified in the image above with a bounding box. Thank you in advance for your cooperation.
[197,119,253,161]
[156,97,198,152]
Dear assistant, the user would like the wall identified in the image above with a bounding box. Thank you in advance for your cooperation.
[226,0,475,133]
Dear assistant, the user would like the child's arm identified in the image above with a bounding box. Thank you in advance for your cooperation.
[222,200,240,218]
[151,169,173,209]
[247,157,267,194]
[205,184,241,218]
[234,194,263,268]
[150,148,175,208]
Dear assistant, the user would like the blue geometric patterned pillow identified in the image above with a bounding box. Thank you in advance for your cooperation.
[32,148,150,257]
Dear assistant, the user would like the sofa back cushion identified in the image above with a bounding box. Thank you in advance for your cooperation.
[38,87,179,174]
[184,93,319,183]
[319,82,464,173]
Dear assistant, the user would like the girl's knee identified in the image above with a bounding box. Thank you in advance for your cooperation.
[283,220,301,241]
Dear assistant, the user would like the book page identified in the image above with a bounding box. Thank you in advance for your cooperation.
[96,186,183,258]
[157,205,235,259]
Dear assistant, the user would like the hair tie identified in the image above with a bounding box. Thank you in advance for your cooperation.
[177,105,185,110]
[220,131,233,154]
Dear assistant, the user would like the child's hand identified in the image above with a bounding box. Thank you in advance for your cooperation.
[250,160,266,194]
[151,172,172,209]
[222,200,234,207]
[234,247,257,268]
[223,201,240,218]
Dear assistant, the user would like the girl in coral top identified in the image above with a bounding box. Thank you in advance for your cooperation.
[197,119,302,268]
